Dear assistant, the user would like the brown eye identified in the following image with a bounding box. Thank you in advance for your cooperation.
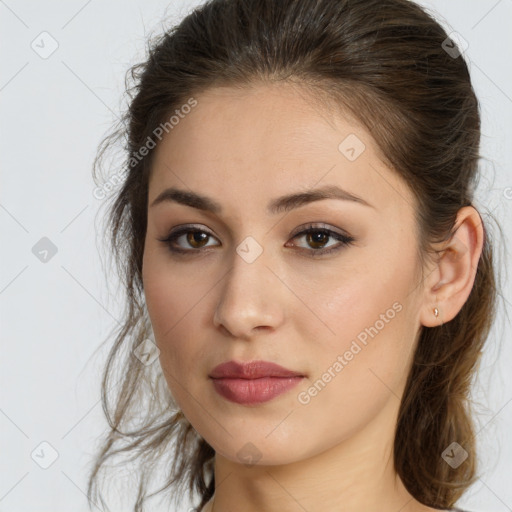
[186,231,210,248]
[287,224,356,257]
[158,226,220,254]
[158,223,355,257]
[305,230,330,249]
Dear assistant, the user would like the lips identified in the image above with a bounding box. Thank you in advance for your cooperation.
[209,360,305,405]
[209,360,304,379]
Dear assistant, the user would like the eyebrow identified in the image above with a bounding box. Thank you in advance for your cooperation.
[149,184,374,214]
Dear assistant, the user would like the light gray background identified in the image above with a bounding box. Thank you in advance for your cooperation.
[1,1,511,511]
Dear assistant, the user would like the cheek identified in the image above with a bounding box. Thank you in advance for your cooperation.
[142,248,215,392]
[142,244,208,336]
[142,252,184,364]
[298,253,418,412]
[289,288,415,456]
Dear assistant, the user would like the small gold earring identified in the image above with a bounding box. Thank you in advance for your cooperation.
[433,307,439,318]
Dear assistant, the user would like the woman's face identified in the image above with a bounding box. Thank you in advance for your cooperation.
[142,82,429,465]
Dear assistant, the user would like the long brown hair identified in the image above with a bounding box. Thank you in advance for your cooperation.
[88,0,500,510]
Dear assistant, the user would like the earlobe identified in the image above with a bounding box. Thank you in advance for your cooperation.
[420,206,484,328]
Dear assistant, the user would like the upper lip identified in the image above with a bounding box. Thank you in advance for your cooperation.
[209,360,305,379]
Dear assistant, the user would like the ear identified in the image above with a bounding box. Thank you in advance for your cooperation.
[420,206,484,327]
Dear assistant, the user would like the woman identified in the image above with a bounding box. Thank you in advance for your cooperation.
[88,0,499,511]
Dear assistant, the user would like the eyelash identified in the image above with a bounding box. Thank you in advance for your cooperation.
[158,223,355,257]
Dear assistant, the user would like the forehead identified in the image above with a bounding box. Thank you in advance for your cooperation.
[154,82,359,163]
[149,82,416,220]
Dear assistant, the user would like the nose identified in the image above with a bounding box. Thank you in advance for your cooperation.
[213,246,285,340]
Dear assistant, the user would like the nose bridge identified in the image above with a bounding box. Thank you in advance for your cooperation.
[213,237,283,338]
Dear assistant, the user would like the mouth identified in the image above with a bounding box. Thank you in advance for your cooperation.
[209,360,305,405]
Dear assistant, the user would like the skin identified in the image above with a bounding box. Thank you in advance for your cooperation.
[141,82,484,512]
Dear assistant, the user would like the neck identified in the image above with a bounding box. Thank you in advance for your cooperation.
[203,395,433,512]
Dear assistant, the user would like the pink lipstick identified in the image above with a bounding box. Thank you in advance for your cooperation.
[209,360,305,405]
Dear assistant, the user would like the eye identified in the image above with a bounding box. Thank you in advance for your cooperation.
[158,225,220,254]
[158,223,355,257]
[286,223,355,256]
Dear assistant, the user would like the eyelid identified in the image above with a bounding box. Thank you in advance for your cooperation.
[285,223,355,255]
[159,224,221,246]
[161,222,348,242]
[164,223,217,238]
[289,222,350,239]
[158,222,355,255]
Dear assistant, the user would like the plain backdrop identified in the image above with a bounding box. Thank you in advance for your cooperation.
[1,1,511,511]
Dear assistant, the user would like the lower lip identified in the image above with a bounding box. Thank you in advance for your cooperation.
[211,376,304,405]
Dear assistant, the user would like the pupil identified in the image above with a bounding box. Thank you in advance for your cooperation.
[308,231,328,248]
[188,231,207,247]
